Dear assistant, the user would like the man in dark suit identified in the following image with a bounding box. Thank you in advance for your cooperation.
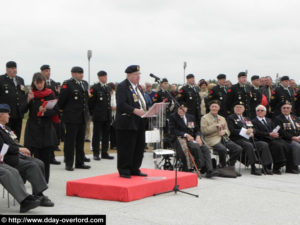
[227,101,273,175]
[252,104,290,174]
[274,101,300,174]
[89,70,113,160]
[0,61,27,140]
[115,65,147,178]
[169,104,217,178]
[249,75,263,119]
[58,67,91,171]
[0,104,54,208]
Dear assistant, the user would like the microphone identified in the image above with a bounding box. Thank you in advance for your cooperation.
[149,73,161,81]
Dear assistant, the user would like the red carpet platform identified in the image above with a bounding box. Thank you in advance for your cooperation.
[66,168,198,202]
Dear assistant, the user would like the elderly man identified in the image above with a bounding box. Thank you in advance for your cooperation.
[201,101,242,170]
[252,105,290,174]
[227,101,273,175]
[0,104,54,207]
[169,104,218,178]
[274,101,300,174]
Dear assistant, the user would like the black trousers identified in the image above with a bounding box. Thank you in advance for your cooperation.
[64,122,86,168]
[7,118,23,141]
[31,147,51,183]
[268,139,288,168]
[110,125,117,149]
[212,140,243,167]
[92,120,110,157]
[116,120,145,176]
[187,142,213,171]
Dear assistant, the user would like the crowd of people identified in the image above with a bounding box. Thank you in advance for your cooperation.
[0,60,300,213]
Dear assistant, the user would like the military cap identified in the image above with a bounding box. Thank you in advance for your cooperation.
[97,70,107,77]
[279,100,292,108]
[280,76,289,81]
[209,100,221,107]
[161,78,168,84]
[217,74,226,80]
[0,104,11,113]
[6,61,17,68]
[251,75,260,81]
[125,65,140,74]
[186,74,194,79]
[71,66,84,73]
[40,64,50,71]
[238,72,247,78]
[233,101,245,107]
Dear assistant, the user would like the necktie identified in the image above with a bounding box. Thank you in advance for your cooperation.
[182,116,187,125]
[80,82,85,91]
[135,87,146,111]
[13,78,17,87]
[223,87,227,94]
[262,119,270,131]
[288,116,296,130]
[240,116,246,127]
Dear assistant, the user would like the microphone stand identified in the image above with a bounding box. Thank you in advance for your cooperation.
[151,77,198,198]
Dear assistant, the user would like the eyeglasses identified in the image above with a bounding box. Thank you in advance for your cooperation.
[256,110,265,112]
[282,107,291,109]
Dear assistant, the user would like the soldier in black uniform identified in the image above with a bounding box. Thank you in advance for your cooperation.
[177,74,201,124]
[208,74,228,118]
[115,65,148,178]
[58,67,91,171]
[40,65,61,165]
[227,72,252,118]
[89,70,114,160]
[0,61,27,140]
[270,76,295,117]
[295,89,300,117]
[249,75,263,119]
[153,78,174,149]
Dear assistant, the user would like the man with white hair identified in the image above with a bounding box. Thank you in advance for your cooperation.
[252,105,291,174]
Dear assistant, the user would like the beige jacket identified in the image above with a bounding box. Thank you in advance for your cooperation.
[201,113,230,147]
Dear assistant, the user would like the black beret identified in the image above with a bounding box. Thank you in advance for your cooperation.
[238,72,247,78]
[217,74,226,80]
[209,100,221,106]
[251,75,260,81]
[6,61,17,68]
[280,76,289,81]
[279,100,292,108]
[233,101,245,107]
[186,74,194,79]
[161,78,168,84]
[125,65,140,74]
[71,66,84,73]
[97,70,107,77]
[0,104,11,113]
[40,64,50,71]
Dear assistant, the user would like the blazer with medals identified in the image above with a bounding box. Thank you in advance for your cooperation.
[227,114,255,142]
[252,117,277,142]
[168,112,201,139]
[115,79,147,131]
[274,114,300,143]
[201,113,230,147]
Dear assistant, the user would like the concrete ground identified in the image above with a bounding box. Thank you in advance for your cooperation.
[1,152,300,225]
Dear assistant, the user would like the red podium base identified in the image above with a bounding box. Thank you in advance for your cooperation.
[66,168,198,202]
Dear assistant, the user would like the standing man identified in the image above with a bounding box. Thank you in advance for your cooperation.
[170,84,178,97]
[249,75,262,119]
[58,67,91,171]
[115,65,147,178]
[177,74,202,124]
[40,64,61,165]
[208,74,229,118]
[89,70,114,160]
[227,72,252,117]
[264,76,274,117]
[270,76,295,117]
[0,61,27,140]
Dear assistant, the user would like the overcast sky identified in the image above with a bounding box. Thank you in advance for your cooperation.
[1,0,300,85]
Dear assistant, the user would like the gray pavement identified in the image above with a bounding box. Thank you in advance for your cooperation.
[1,152,300,225]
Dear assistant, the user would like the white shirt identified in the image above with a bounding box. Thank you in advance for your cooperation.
[129,81,146,110]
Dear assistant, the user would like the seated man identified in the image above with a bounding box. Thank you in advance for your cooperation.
[201,101,242,173]
[0,156,41,213]
[169,104,217,178]
[227,101,273,175]
[0,104,54,207]
[252,104,290,174]
[274,101,300,174]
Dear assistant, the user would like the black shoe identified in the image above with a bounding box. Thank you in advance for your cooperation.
[273,169,282,175]
[93,156,101,161]
[65,166,74,171]
[20,196,40,213]
[132,172,147,177]
[50,159,61,165]
[38,196,54,207]
[286,169,299,174]
[75,164,91,169]
[102,154,114,160]
[120,174,131,178]
[251,169,262,176]
[85,139,91,142]
[205,170,219,178]
[84,157,91,162]
[263,168,273,175]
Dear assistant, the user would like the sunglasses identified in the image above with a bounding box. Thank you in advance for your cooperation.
[282,107,291,109]
[256,110,265,112]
